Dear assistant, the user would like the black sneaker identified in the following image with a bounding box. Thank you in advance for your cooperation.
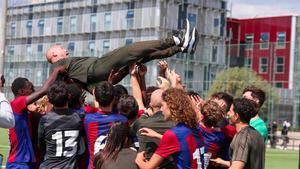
[187,28,199,54]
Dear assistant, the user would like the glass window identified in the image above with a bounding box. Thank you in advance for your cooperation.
[103,40,110,55]
[188,13,197,28]
[276,57,284,73]
[89,41,96,56]
[245,34,254,50]
[184,70,194,89]
[90,14,97,32]
[26,20,32,36]
[245,57,252,68]
[37,44,43,58]
[126,10,134,29]
[212,46,217,62]
[38,20,44,35]
[260,32,269,49]
[104,13,111,31]
[8,46,14,57]
[275,82,283,88]
[57,17,63,34]
[125,39,133,46]
[277,32,286,48]
[68,42,75,56]
[11,22,16,37]
[70,16,77,33]
[213,18,219,35]
[259,57,268,73]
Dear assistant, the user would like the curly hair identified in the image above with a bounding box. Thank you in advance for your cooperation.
[162,88,198,128]
[233,98,258,123]
[201,100,225,128]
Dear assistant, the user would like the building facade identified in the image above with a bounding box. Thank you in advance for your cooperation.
[4,0,227,98]
[227,16,300,127]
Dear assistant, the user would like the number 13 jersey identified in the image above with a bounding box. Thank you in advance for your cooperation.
[38,108,82,169]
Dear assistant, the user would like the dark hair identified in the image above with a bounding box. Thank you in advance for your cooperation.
[243,86,265,107]
[94,81,114,107]
[113,84,128,98]
[187,90,200,97]
[117,94,138,120]
[210,92,233,112]
[67,83,83,109]
[232,98,258,123]
[201,100,225,128]
[93,122,131,169]
[1,75,5,87]
[11,77,29,96]
[47,81,69,107]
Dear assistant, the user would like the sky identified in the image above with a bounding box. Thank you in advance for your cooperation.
[229,0,300,19]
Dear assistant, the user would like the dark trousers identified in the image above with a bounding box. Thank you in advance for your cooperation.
[87,38,181,88]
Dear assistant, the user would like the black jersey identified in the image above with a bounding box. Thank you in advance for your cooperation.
[38,108,82,169]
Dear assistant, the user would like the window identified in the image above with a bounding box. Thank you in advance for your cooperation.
[57,17,63,34]
[8,46,14,57]
[260,32,269,49]
[26,45,32,56]
[188,13,197,28]
[277,32,286,48]
[37,44,43,58]
[103,40,110,55]
[259,57,268,73]
[213,18,219,35]
[245,58,252,68]
[245,34,254,50]
[26,21,32,36]
[11,22,16,37]
[125,39,133,46]
[275,82,283,88]
[68,42,75,56]
[126,10,134,29]
[38,20,44,35]
[70,16,77,33]
[276,57,284,73]
[104,13,111,31]
[212,46,218,62]
[184,70,194,89]
[90,14,97,32]
[89,41,96,56]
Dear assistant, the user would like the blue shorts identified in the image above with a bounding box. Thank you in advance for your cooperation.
[6,162,36,169]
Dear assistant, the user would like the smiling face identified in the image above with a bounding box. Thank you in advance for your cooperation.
[46,45,69,64]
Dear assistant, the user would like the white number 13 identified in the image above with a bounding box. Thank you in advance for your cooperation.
[52,130,79,157]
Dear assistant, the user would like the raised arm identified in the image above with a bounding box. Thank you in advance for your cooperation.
[130,64,145,111]
[26,66,66,105]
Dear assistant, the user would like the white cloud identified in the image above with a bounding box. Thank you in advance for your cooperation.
[229,1,300,19]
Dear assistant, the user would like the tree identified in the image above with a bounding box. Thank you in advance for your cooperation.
[207,67,278,121]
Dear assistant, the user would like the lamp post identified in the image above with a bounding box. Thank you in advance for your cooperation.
[0,0,7,74]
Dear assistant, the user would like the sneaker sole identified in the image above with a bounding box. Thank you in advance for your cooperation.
[189,28,199,54]
[182,19,190,49]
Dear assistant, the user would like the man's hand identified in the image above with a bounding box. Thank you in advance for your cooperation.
[137,64,147,77]
[139,128,162,139]
[158,60,168,77]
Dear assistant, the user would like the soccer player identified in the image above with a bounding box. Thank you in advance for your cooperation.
[6,67,64,169]
[38,81,82,169]
[198,100,225,169]
[135,88,205,169]
[46,20,199,93]
[84,81,127,169]
[211,98,265,169]
[242,86,268,141]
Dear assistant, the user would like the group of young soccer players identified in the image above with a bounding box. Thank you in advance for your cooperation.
[3,57,267,169]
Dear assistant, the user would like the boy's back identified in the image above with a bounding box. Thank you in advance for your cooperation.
[38,109,82,169]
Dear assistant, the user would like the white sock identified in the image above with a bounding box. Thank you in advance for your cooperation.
[173,36,180,46]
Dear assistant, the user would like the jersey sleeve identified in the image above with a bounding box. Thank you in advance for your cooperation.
[155,130,180,158]
[11,96,27,115]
